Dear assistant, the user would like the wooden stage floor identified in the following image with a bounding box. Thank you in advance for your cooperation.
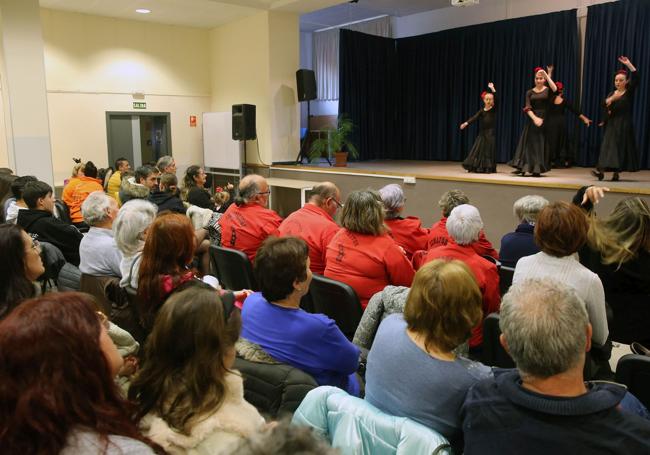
[273,160,650,196]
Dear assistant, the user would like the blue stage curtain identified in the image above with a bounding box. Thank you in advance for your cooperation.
[339,10,579,163]
[580,0,650,169]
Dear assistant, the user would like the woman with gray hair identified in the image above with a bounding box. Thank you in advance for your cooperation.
[324,190,415,309]
[500,195,549,267]
[379,184,429,259]
[113,199,158,288]
[78,191,123,277]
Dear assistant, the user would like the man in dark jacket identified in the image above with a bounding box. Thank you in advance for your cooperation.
[461,278,650,455]
[149,173,186,214]
[17,181,83,266]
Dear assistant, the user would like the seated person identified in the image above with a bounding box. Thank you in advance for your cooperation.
[182,165,213,209]
[17,181,84,266]
[0,292,157,453]
[379,183,429,259]
[0,172,16,223]
[0,224,45,318]
[423,204,500,352]
[130,285,264,453]
[113,199,158,288]
[365,259,491,447]
[61,161,103,228]
[499,195,549,267]
[324,190,415,309]
[155,155,176,175]
[461,278,650,454]
[513,201,608,347]
[241,237,361,395]
[79,191,122,277]
[428,189,498,259]
[119,165,159,204]
[278,182,342,274]
[5,175,37,223]
[107,157,131,202]
[148,172,186,214]
[219,174,282,262]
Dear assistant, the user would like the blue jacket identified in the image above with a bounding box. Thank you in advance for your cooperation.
[499,223,539,268]
[292,386,452,455]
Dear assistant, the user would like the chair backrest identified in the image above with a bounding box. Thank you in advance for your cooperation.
[481,254,501,269]
[616,354,650,409]
[292,386,452,455]
[481,313,515,369]
[54,199,72,225]
[80,274,119,315]
[309,274,363,340]
[209,245,257,291]
[499,266,515,296]
[111,285,147,343]
[234,357,318,419]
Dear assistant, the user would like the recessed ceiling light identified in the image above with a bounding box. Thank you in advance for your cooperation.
[135,8,151,14]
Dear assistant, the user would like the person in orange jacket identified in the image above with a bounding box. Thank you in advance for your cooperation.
[379,183,429,260]
[61,161,103,229]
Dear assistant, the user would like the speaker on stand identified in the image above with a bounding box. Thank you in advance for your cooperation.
[295,69,327,164]
[232,104,256,174]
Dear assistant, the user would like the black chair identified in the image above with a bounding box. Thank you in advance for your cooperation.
[209,245,257,291]
[616,354,650,409]
[79,273,119,315]
[499,266,515,296]
[481,254,501,269]
[308,274,363,340]
[481,313,515,368]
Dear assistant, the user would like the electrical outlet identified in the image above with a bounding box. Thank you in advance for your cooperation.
[403,176,416,184]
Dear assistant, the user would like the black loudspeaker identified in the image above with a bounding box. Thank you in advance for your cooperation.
[232,104,256,141]
[296,69,317,101]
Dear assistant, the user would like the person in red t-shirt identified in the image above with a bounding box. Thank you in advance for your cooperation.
[427,189,498,260]
[379,183,429,260]
[423,204,500,354]
[277,182,342,274]
[325,190,415,309]
[218,175,282,262]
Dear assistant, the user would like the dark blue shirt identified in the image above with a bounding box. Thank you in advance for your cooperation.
[241,292,360,395]
[499,223,539,268]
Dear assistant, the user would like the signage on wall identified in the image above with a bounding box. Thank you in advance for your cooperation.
[190,115,197,127]
[133,102,147,109]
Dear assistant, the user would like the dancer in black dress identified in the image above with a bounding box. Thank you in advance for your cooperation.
[593,56,639,182]
[460,82,497,173]
[509,67,557,177]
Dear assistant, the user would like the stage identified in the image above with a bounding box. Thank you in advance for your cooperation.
[268,160,650,250]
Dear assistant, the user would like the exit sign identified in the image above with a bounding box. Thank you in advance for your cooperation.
[133,102,146,109]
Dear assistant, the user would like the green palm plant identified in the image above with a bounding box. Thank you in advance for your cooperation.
[309,115,359,162]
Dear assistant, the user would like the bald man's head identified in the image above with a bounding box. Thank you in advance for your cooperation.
[309,182,341,216]
[236,174,269,207]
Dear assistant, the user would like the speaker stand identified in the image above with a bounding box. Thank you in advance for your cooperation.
[295,100,330,165]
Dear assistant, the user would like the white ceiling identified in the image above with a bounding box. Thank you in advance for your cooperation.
[300,0,451,32]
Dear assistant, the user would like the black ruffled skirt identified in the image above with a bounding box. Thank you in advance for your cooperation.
[463,130,496,173]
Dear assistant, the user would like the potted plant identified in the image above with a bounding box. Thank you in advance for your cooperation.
[309,115,359,167]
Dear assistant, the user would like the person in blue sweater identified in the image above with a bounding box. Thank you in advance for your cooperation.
[499,195,549,268]
[241,236,361,395]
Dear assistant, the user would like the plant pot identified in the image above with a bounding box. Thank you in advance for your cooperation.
[334,151,348,167]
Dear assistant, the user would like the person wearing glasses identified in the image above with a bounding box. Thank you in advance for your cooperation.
[219,174,282,262]
[0,224,45,319]
[277,182,342,274]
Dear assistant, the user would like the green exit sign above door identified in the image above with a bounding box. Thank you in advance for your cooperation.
[133,102,146,109]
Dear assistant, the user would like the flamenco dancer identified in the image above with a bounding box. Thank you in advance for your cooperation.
[460,82,497,173]
[593,56,639,182]
[545,65,592,168]
[509,67,557,177]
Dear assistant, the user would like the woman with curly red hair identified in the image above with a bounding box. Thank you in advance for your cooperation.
[0,292,160,454]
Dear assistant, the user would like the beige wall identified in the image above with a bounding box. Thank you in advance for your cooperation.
[40,9,211,184]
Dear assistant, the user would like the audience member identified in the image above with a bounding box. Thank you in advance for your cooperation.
[0,292,159,454]
[62,161,104,228]
[423,204,500,351]
[148,172,186,214]
[120,165,159,204]
[277,182,342,274]
[0,224,44,319]
[324,189,415,308]
[130,285,264,453]
[581,196,650,346]
[379,183,429,259]
[5,175,37,223]
[242,237,361,395]
[79,191,122,277]
[235,420,337,455]
[182,165,213,209]
[215,182,235,213]
[0,173,16,223]
[366,259,491,447]
[219,174,282,262]
[513,201,608,347]
[461,279,650,454]
[107,157,131,201]
[113,199,158,288]
[155,155,176,175]
[428,189,498,259]
[17,181,83,266]
[499,195,549,267]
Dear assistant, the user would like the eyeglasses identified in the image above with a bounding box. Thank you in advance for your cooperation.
[96,311,110,330]
[256,191,271,196]
[27,234,40,252]
[330,198,344,208]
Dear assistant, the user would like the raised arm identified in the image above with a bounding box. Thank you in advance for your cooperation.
[540,69,557,93]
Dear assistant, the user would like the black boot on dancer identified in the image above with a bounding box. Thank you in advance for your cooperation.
[591,169,605,181]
